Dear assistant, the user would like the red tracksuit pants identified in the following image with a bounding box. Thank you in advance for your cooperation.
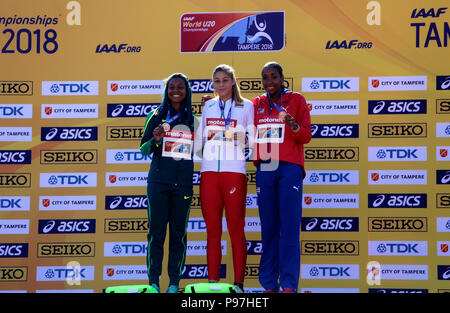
[200,171,247,283]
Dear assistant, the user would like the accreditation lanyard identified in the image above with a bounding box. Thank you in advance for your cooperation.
[165,108,182,125]
[266,89,289,116]
[218,98,233,130]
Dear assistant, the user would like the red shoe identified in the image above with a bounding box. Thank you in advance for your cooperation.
[281,287,296,293]
[264,289,279,293]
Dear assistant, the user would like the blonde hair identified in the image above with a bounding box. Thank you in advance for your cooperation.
[212,64,244,104]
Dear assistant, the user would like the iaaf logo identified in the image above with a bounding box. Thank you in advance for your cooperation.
[36,266,95,282]
[436,170,450,184]
[0,150,31,164]
[302,77,359,92]
[95,43,142,53]
[369,241,428,256]
[368,76,427,91]
[105,195,147,210]
[368,146,427,161]
[42,81,99,96]
[181,264,226,279]
[302,193,359,209]
[106,149,152,164]
[436,123,450,137]
[0,196,30,211]
[0,243,28,258]
[107,80,163,95]
[301,217,359,232]
[105,172,147,187]
[0,104,33,118]
[436,76,450,90]
[40,173,97,188]
[368,100,427,114]
[41,127,98,141]
[368,194,427,208]
[311,124,359,138]
[305,170,359,185]
[301,264,360,279]
[437,146,450,161]
[107,103,159,117]
[38,219,96,234]
[368,170,427,185]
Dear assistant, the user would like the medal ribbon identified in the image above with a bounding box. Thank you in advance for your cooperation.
[164,108,182,126]
[266,89,291,116]
[218,98,233,130]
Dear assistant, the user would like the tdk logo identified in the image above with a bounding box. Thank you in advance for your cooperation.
[0,197,29,211]
[0,104,33,118]
[41,127,98,141]
[0,150,31,164]
[306,171,359,185]
[368,194,427,208]
[190,80,214,93]
[311,124,359,138]
[370,147,427,161]
[40,173,97,188]
[105,195,147,210]
[372,242,423,255]
[181,264,226,279]
[301,217,359,232]
[437,170,450,184]
[38,219,96,234]
[107,103,159,118]
[302,264,359,279]
[107,150,152,164]
[0,243,28,258]
[368,100,427,114]
[436,76,450,90]
[302,77,359,92]
[47,175,88,185]
[42,81,99,96]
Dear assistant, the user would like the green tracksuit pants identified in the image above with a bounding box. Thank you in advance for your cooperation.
[146,182,192,286]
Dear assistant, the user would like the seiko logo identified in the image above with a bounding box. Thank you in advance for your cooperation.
[304,147,359,162]
[368,123,427,138]
[38,242,95,257]
[237,78,293,92]
[104,218,148,233]
[301,240,359,256]
[0,267,27,281]
[40,150,97,164]
[0,174,31,188]
[436,99,450,113]
[437,193,450,208]
[368,217,427,232]
[0,81,33,96]
[106,126,143,140]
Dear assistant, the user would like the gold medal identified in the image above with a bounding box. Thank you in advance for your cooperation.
[278,111,287,121]
[224,129,233,139]
[162,123,170,132]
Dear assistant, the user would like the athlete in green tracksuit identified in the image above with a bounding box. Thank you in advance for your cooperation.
[140,73,198,293]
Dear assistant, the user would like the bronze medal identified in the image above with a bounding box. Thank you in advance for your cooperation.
[278,111,287,121]
[162,123,170,132]
[224,129,233,139]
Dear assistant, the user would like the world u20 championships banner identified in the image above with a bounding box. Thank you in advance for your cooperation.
[0,0,449,293]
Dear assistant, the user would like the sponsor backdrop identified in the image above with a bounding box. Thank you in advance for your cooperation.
[0,0,449,293]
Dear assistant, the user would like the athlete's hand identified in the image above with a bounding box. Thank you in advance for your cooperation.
[285,113,300,133]
[201,95,213,106]
[153,125,164,141]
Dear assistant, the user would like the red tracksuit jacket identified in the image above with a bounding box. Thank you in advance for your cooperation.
[252,91,312,177]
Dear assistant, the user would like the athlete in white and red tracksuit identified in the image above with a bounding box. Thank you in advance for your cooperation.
[252,62,311,293]
[197,64,254,291]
